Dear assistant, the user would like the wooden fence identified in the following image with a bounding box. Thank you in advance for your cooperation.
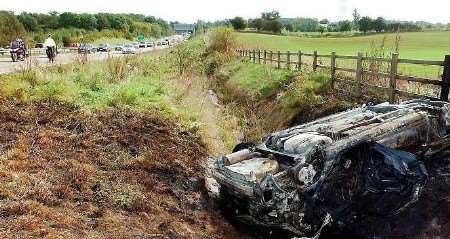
[237,49,450,103]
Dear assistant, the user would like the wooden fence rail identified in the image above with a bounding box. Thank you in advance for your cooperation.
[237,49,450,103]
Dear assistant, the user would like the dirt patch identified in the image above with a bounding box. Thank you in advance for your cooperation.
[0,97,242,239]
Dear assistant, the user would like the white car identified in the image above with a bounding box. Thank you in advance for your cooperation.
[122,44,137,54]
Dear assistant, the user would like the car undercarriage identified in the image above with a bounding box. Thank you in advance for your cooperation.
[208,99,450,238]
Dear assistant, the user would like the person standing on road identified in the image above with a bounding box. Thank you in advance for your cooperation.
[44,34,57,63]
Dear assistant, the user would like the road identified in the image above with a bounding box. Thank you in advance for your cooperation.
[0,35,184,75]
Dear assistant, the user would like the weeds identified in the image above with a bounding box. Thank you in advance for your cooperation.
[220,61,296,101]
[170,40,205,75]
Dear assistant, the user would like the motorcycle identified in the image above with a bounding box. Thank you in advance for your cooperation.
[10,47,28,62]
[46,46,56,63]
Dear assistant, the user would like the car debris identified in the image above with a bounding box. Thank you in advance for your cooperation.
[207,99,450,238]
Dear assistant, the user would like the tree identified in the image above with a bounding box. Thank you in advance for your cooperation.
[262,19,283,33]
[195,20,205,34]
[327,23,339,32]
[132,22,152,36]
[373,17,386,32]
[59,12,80,28]
[18,12,39,32]
[352,9,361,30]
[110,16,129,32]
[318,25,326,34]
[284,23,294,32]
[150,24,162,38]
[62,35,74,47]
[230,16,247,30]
[37,12,59,29]
[0,11,26,46]
[337,20,352,32]
[261,11,280,21]
[292,18,319,32]
[95,13,111,31]
[249,18,263,31]
[144,16,157,24]
[359,16,372,33]
[78,14,97,30]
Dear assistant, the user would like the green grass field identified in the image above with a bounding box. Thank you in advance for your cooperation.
[237,31,450,60]
[237,31,450,79]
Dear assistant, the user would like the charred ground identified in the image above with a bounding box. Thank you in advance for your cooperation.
[0,97,242,238]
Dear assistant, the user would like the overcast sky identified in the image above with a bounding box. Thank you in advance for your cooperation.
[2,0,449,24]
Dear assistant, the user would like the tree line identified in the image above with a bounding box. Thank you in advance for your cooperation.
[229,9,435,34]
[0,11,172,46]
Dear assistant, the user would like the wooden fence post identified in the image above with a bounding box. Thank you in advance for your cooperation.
[248,50,251,61]
[253,50,256,63]
[356,52,363,97]
[277,51,281,69]
[286,51,291,69]
[441,55,450,101]
[297,51,302,71]
[270,51,273,66]
[313,51,318,72]
[330,52,336,88]
[258,50,261,64]
[389,53,399,103]
[263,50,267,64]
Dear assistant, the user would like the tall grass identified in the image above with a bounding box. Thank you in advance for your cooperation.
[0,53,175,111]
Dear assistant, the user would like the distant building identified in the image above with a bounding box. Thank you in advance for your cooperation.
[319,19,330,28]
[172,24,195,34]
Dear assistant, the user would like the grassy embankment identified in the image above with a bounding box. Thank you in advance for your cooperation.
[236,31,450,79]
[0,49,238,152]
[214,59,355,142]
[0,47,247,238]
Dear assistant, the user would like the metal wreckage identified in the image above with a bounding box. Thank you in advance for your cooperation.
[207,99,450,238]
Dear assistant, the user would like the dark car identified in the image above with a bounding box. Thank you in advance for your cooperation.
[115,44,124,51]
[208,100,450,239]
[138,42,146,48]
[97,43,110,52]
[78,44,96,54]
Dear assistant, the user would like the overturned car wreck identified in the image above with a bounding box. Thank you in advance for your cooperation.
[208,99,450,238]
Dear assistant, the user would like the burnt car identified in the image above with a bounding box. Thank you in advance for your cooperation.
[208,99,450,238]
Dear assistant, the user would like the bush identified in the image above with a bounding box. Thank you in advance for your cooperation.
[0,11,26,46]
[170,40,205,75]
[62,35,74,47]
[281,71,331,109]
[206,27,237,55]
[230,17,247,30]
